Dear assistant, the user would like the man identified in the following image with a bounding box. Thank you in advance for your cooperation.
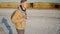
[11,0,27,34]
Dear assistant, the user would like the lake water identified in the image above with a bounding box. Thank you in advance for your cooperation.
[0,8,60,34]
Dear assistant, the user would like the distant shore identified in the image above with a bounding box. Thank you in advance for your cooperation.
[0,2,60,9]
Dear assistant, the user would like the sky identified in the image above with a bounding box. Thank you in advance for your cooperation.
[0,0,60,3]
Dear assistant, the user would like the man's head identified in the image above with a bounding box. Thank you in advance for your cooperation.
[21,0,27,3]
[21,0,27,9]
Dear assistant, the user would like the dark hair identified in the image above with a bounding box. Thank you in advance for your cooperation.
[21,0,27,3]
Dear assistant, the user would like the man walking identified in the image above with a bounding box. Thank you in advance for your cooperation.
[11,0,27,34]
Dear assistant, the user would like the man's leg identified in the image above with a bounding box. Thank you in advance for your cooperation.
[17,29,25,34]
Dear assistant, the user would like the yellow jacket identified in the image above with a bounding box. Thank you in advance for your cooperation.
[11,9,26,30]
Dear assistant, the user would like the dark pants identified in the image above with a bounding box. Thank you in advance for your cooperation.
[17,29,25,34]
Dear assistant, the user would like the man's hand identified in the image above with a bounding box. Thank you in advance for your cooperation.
[25,15,27,19]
